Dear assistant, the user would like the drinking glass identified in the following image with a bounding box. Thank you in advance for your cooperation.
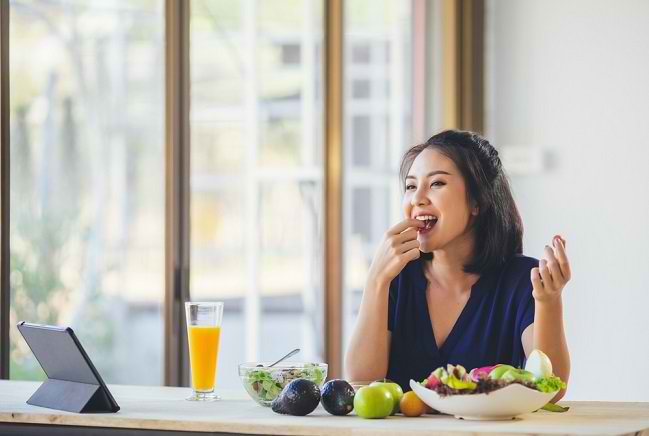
[185,302,224,401]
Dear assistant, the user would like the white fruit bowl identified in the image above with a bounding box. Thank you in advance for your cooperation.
[410,379,556,420]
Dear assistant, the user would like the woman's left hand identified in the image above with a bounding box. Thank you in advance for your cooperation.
[531,235,571,304]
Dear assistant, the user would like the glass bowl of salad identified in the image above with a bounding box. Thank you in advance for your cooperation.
[238,362,328,406]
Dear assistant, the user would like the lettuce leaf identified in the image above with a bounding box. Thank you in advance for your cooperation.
[541,402,570,413]
[535,375,566,393]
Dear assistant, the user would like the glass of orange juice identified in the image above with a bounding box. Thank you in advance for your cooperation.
[185,302,223,401]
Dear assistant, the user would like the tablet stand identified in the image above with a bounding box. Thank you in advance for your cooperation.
[27,378,116,413]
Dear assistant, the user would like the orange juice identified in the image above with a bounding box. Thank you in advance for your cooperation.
[188,325,221,391]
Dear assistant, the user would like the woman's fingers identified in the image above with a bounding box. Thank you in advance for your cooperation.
[396,228,419,243]
[531,267,544,296]
[533,236,570,303]
[543,245,564,287]
[538,259,555,291]
[553,236,572,281]
[387,219,424,236]
[399,239,421,253]
[403,247,421,262]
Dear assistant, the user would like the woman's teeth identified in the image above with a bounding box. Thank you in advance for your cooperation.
[415,215,438,230]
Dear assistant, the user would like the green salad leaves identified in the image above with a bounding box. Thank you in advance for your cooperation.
[540,402,570,413]
[534,375,567,393]
[245,364,325,403]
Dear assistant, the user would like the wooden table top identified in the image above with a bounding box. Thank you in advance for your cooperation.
[1,380,648,436]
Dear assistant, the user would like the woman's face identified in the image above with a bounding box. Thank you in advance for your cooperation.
[402,147,477,253]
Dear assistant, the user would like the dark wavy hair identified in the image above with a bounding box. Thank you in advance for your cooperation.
[399,130,523,274]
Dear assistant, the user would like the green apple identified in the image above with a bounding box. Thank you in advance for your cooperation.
[488,364,515,380]
[353,385,394,419]
[370,380,403,415]
[501,368,535,383]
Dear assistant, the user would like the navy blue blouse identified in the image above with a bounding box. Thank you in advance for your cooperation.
[386,254,537,391]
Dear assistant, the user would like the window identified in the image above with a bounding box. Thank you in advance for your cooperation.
[343,0,414,360]
[281,43,301,66]
[351,116,371,166]
[352,79,371,99]
[8,0,165,384]
[3,0,423,385]
[190,0,324,389]
[351,43,371,64]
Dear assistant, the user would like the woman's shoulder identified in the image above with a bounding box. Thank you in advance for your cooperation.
[490,254,539,298]
[504,254,539,273]
[497,254,539,282]
[481,254,538,281]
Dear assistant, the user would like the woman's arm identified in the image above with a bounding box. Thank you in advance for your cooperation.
[344,277,392,382]
[523,235,571,402]
[344,219,423,382]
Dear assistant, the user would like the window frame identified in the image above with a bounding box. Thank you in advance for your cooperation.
[0,0,10,380]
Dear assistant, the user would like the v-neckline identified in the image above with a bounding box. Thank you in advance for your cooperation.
[416,258,487,356]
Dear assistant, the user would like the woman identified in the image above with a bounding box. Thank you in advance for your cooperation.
[345,130,570,401]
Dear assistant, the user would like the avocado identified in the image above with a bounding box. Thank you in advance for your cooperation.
[321,379,355,416]
[271,379,321,416]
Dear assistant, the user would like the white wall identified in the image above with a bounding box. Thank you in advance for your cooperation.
[486,0,649,401]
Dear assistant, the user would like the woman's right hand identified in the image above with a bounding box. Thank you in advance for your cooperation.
[367,219,425,287]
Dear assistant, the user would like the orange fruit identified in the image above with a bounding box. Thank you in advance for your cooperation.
[399,391,427,417]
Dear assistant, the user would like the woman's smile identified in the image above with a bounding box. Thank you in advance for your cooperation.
[414,214,438,236]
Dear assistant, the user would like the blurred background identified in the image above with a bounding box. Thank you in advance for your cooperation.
[3,0,649,402]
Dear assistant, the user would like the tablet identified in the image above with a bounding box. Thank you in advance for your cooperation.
[17,321,120,413]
